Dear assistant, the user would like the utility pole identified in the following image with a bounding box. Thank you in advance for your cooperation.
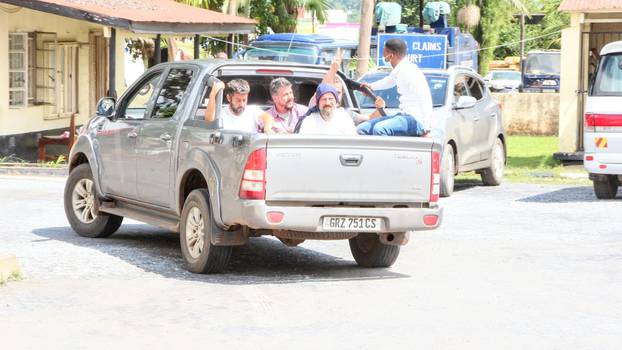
[419,0,424,27]
[227,0,238,57]
[519,12,525,68]
[357,0,374,78]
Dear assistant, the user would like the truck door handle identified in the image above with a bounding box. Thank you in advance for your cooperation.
[473,116,480,121]
[209,132,223,144]
[340,154,363,166]
[490,113,496,118]
[127,131,138,139]
[160,133,172,141]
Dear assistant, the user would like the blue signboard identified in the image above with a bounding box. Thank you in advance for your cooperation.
[377,33,447,69]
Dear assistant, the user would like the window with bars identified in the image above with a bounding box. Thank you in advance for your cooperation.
[9,33,28,108]
[8,32,77,116]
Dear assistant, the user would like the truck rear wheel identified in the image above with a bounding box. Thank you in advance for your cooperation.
[180,189,232,274]
[349,233,400,268]
[64,163,123,238]
[593,175,619,199]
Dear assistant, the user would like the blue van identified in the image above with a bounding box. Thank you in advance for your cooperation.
[521,50,560,92]
[239,33,358,75]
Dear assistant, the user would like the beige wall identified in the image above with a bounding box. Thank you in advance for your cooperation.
[0,7,131,136]
[558,16,583,152]
[493,93,559,135]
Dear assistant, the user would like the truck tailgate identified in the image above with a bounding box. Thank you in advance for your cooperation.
[265,135,436,203]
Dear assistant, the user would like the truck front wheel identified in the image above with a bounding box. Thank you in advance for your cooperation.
[593,175,619,199]
[64,163,123,238]
[349,233,400,268]
[180,189,232,274]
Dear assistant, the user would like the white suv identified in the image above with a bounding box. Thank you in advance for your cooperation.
[584,41,622,199]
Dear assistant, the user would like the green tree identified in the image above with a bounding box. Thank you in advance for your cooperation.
[303,0,331,32]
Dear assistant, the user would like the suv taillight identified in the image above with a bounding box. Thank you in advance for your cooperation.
[239,148,267,200]
[584,113,596,132]
[430,151,440,203]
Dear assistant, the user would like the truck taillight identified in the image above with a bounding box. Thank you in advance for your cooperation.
[239,148,266,200]
[430,151,440,203]
[585,113,622,131]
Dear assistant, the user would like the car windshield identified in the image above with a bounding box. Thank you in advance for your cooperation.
[355,73,448,108]
[592,53,622,96]
[524,53,560,75]
[243,45,318,65]
[492,71,521,80]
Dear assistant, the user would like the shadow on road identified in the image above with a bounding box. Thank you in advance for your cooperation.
[32,225,409,285]
[453,179,482,193]
[517,186,613,203]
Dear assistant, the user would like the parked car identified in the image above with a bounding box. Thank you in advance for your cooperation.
[237,33,358,76]
[484,70,522,93]
[584,41,622,199]
[521,50,560,93]
[356,66,506,197]
[64,60,443,274]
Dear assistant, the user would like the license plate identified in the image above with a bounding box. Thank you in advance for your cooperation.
[322,216,382,231]
[543,80,556,86]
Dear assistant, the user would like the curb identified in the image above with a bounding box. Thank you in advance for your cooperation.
[0,254,20,285]
[0,165,68,177]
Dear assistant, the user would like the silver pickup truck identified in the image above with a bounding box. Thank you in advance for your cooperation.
[63,61,443,273]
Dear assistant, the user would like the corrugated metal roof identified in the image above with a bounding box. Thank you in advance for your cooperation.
[1,0,256,33]
[559,0,622,12]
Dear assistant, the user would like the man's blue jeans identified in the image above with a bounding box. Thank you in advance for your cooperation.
[357,113,425,136]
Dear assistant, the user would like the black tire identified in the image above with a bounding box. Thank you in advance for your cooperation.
[440,143,455,197]
[180,189,232,274]
[593,176,619,199]
[481,138,505,186]
[349,233,400,268]
[64,163,123,238]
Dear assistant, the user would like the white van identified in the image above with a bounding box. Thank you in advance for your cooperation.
[584,41,622,199]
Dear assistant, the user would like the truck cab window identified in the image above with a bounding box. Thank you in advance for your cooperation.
[123,73,162,119]
[151,68,194,119]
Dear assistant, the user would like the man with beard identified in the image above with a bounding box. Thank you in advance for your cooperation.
[205,79,273,133]
[263,78,308,134]
[297,83,357,135]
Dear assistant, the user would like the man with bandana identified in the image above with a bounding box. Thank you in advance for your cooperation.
[296,83,357,135]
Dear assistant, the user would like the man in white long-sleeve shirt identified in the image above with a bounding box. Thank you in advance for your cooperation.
[357,38,433,136]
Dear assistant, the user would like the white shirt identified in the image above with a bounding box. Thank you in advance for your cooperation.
[298,109,358,135]
[220,105,264,133]
[370,59,433,131]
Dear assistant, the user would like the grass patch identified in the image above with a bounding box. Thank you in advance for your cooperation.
[0,270,21,286]
[456,136,590,185]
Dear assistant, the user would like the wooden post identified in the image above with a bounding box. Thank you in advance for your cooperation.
[108,27,116,98]
[194,34,200,59]
[154,34,161,65]
[357,0,375,78]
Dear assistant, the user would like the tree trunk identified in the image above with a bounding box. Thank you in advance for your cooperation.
[357,0,374,78]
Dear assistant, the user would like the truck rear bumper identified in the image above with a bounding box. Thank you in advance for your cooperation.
[230,202,443,233]
[584,153,622,175]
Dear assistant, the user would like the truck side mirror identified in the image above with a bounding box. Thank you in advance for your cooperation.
[96,97,116,118]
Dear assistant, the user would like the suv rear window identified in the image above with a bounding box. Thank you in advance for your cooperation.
[592,53,622,96]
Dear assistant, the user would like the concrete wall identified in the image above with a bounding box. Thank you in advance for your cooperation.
[0,6,130,138]
[492,93,559,136]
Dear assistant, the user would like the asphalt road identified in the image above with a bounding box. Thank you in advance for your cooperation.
[1,175,621,349]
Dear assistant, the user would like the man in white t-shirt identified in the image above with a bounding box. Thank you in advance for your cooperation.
[204,79,273,133]
[358,38,433,136]
[296,83,357,135]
